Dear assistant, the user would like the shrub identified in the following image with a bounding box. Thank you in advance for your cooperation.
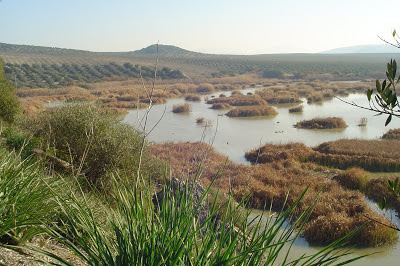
[172,103,191,113]
[333,167,369,191]
[25,103,159,185]
[0,60,21,122]
[295,117,347,129]
[226,106,277,117]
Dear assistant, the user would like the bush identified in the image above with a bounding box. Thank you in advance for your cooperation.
[185,94,202,101]
[226,106,277,117]
[0,60,21,122]
[210,103,231,109]
[172,103,191,113]
[25,103,159,185]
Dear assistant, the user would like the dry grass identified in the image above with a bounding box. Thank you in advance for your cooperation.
[149,142,397,247]
[226,106,277,117]
[295,117,347,129]
[172,103,191,113]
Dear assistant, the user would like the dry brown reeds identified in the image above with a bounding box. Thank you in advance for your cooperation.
[185,94,202,101]
[310,139,400,172]
[382,129,400,140]
[295,117,347,129]
[289,105,303,113]
[207,94,267,106]
[226,106,277,117]
[196,83,215,93]
[149,142,397,247]
[210,103,231,110]
[333,167,369,191]
[196,117,205,124]
[172,103,191,113]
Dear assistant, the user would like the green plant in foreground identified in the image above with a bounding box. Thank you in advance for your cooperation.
[0,144,59,244]
[14,167,367,265]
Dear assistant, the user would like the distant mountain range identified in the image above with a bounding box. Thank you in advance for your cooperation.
[320,44,400,54]
[1,42,400,57]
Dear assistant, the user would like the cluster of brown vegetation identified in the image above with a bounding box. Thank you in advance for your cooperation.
[255,89,301,104]
[210,102,232,110]
[184,94,202,101]
[196,117,205,124]
[150,142,397,247]
[333,167,369,191]
[226,106,277,117]
[294,117,347,129]
[172,103,191,113]
[382,128,400,140]
[207,94,267,106]
[247,140,400,173]
[289,105,303,113]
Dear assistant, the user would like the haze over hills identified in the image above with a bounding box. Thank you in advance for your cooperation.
[320,44,400,54]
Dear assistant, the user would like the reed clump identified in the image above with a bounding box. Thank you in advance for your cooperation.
[333,167,370,191]
[295,117,347,129]
[172,103,191,113]
[289,105,303,113]
[207,94,267,106]
[382,129,400,140]
[226,106,277,117]
[185,94,202,101]
[211,102,231,109]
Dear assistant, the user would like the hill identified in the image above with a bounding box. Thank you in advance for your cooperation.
[131,44,201,56]
[321,44,400,54]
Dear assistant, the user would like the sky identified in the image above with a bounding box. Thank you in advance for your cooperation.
[0,0,399,55]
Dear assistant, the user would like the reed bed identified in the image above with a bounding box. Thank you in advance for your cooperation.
[226,106,277,117]
[295,117,347,129]
[150,142,397,247]
[382,129,400,140]
[289,105,303,113]
[172,103,191,113]
[207,94,267,106]
[211,102,232,109]
[185,94,202,101]
[333,167,370,191]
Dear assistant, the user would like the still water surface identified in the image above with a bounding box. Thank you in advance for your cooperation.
[123,89,400,264]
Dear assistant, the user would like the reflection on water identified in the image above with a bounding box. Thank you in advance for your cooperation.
[123,91,400,164]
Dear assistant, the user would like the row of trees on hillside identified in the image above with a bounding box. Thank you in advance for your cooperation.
[3,62,185,88]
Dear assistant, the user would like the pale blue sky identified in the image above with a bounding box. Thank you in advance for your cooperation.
[0,0,399,54]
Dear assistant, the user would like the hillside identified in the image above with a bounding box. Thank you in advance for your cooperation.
[0,42,399,80]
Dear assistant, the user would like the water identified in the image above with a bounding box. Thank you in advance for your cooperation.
[123,89,400,265]
[123,90,400,163]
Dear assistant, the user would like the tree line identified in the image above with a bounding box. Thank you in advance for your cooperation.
[3,62,185,88]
